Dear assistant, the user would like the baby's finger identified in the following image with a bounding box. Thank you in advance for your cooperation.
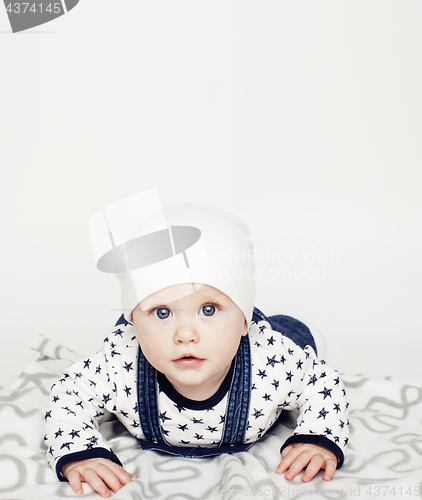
[322,459,337,481]
[276,459,289,475]
[280,444,296,459]
[301,454,326,482]
[284,452,313,481]
[276,445,304,474]
[81,468,112,498]
[66,469,84,495]
[95,466,129,494]
[276,450,298,474]
[105,462,133,485]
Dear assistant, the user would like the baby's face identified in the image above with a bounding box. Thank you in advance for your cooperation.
[132,283,247,401]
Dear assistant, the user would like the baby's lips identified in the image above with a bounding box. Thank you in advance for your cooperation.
[173,356,205,367]
[175,354,197,360]
[5,0,80,33]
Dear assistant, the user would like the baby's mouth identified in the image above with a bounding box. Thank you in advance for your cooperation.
[173,355,205,367]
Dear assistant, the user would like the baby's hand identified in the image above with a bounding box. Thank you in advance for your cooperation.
[62,458,132,497]
[276,443,337,482]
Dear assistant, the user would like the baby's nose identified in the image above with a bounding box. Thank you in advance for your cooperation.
[174,323,199,344]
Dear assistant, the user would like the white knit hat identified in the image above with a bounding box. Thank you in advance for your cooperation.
[89,190,256,326]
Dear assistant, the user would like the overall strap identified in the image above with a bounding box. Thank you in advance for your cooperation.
[220,334,251,446]
[136,348,163,443]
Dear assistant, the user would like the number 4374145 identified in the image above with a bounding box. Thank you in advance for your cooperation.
[364,486,420,496]
[5,3,62,14]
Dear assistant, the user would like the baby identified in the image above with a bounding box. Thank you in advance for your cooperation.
[44,193,349,497]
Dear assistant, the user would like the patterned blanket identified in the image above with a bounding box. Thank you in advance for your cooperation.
[0,334,421,499]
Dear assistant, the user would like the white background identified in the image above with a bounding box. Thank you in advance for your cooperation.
[0,1,421,388]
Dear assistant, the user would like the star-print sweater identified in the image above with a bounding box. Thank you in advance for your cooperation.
[44,311,349,480]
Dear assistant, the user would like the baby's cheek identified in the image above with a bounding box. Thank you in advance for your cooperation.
[140,340,168,366]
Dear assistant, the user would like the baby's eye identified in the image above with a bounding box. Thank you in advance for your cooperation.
[153,307,172,319]
[200,304,218,317]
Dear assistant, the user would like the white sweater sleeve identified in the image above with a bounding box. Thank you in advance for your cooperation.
[44,326,140,480]
[277,340,349,465]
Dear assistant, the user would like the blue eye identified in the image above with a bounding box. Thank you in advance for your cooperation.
[153,307,171,319]
[201,304,216,317]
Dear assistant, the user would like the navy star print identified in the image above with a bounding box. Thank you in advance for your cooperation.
[102,394,111,405]
[252,408,264,419]
[318,408,329,420]
[174,403,186,413]
[318,387,333,399]
[159,411,171,422]
[266,355,279,367]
